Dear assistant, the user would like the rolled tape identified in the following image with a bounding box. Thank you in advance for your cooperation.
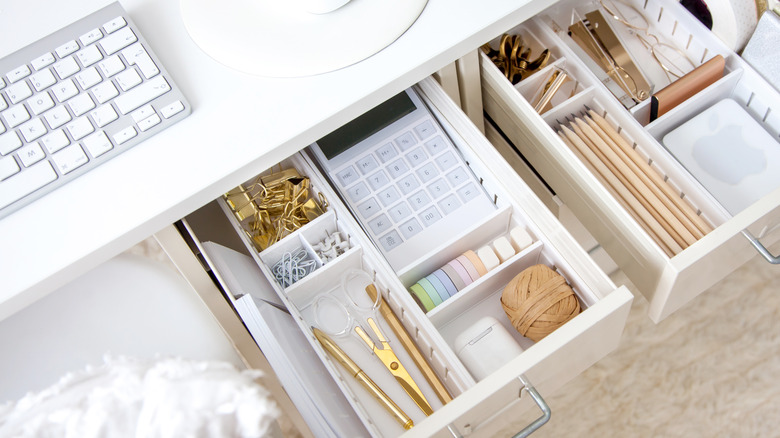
[706,0,760,51]
[447,259,473,289]
[462,250,488,277]
[409,283,436,312]
[425,273,450,304]
[456,255,480,282]
[418,277,442,306]
[432,269,458,298]
[441,263,466,291]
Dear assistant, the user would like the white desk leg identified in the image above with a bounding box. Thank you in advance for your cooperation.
[435,62,462,108]
[455,50,485,133]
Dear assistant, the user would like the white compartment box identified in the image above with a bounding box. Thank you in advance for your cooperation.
[481,0,780,323]
[155,77,632,437]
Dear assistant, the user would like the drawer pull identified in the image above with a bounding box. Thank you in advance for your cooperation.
[445,375,551,438]
[742,230,780,264]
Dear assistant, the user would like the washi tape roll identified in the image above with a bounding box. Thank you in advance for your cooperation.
[409,283,436,312]
[432,269,458,298]
[447,259,473,288]
[463,249,488,276]
[441,263,466,291]
[425,273,451,303]
[418,277,442,306]
[456,255,480,282]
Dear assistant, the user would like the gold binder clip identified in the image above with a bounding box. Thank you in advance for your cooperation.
[224,185,259,222]
[568,9,651,102]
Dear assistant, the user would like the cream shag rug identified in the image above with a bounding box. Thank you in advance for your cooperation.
[511,254,780,438]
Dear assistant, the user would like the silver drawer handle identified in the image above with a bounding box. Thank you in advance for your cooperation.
[513,375,551,438]
[742,230,780,264]
[446,375,550,438]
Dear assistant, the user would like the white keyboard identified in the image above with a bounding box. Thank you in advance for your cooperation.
[0,2,190,219]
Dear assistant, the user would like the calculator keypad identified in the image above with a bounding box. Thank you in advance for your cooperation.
[332,116,487,255]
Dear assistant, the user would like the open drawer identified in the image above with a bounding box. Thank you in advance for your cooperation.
[481,0,780,323]
[156,77,632,437]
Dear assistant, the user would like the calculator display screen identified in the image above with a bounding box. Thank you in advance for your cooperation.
[317,91,416,160]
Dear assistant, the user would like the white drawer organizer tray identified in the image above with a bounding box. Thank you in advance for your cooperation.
[482,0,780,323]
[164,77,632,438]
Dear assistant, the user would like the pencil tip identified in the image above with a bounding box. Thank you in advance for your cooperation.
[584,104,592,111]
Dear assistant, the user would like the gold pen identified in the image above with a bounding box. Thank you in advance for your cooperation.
[312,327,414,430]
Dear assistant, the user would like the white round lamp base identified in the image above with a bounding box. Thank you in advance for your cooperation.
[180,0,428,77]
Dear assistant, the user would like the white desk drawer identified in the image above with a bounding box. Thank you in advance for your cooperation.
[482,0,780,322]
[158,77,632,437]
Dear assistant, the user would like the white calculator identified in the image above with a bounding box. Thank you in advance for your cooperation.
[310,87,496,272]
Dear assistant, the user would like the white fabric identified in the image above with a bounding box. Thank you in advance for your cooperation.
[0,356,279,438]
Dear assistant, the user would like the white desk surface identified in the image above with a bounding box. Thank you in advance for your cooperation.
[0,0,548,320]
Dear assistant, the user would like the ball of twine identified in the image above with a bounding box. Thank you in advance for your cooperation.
[500,264,580,342]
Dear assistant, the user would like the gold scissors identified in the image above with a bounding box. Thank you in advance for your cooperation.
[353,313,433,416]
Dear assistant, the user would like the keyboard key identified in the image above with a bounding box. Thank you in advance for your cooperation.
[52,79,78,102]
[408,190,432,211]
[114,68,142,91]
[44,106,72,129]
[345,181,370,203]
[376,185,400,207]
[7,65,31,83]
[375,142,397,163]
[414,120,436,140]
[0,131,22,154]
[366,169,390,190]
[394,131,416,151]
[355,154,379,175]
[368,213,392,235]
[113,126,137,144]
[160,100,184,118]
[68,93,96,117]
[378,230,403,252]
[65,116,94,140]
[89,105,118,127]
[427,178,449,199]
[396,173,420,195]
[53,57,80,79]
[6,81,32,104]
[75,67,102,89]
[41,129,70,153]
[19,118,47,142]
[0,95,6,111]
[103,16,127,34]
[31,53,56,71]
[418,205,442,227]
[97,55,125,78]
[415,162,438,183]
[28,92,55,115]
[435,151,457,171]
[137,113,161,131]
[131,104,155,123]
[336,165,359,187]
[55,40,80,58]
[99,26,136,55]
[113,76,170,114]
[91,81,119,104]
[82,131,113,157]
[438,194,461,215]
[52,143,89,174]
[404,147,427,167]
[121,43,159,79]
[0,160,57,209]
[424,135,448,156]
[2,105,30,128]
[388,201,412,223]
[446,166,469,187]
[79,28,104,46]
[76,45,103,67]
[386,158,409,179]
[29,69,57,91]
[18,143,46,167]
[0,156,20,180]
[457,182,481,203]
[357,197,381,219]
[399,218,423,239]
